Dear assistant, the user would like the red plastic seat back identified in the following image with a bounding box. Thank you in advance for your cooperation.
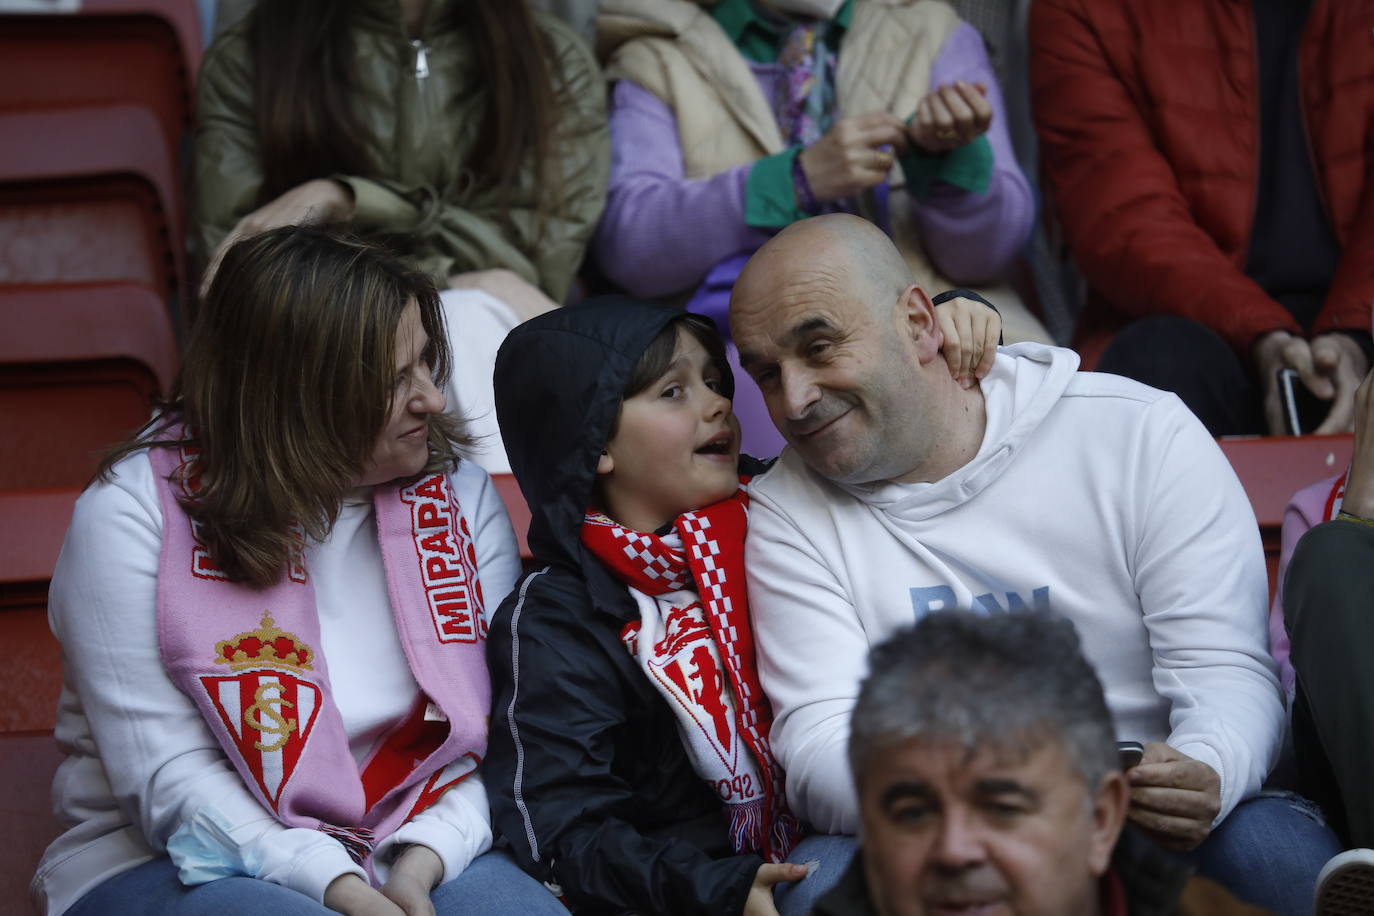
[0,283,177,490]
[0,730,65,915]
[1217,434,1354,596]
[0,179,174,296]
[0,12,196,171]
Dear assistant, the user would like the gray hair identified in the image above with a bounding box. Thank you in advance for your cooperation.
[849,611,1119,791]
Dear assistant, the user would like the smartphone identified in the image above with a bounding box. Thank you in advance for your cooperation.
[1117,741,1144,770]
[1276,368,1327,436]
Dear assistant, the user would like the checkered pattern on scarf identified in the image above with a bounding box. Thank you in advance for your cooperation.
[611,527,690,591]
[680,512,784,776]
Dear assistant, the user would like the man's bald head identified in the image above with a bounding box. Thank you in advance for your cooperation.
[731,214,913,325]
[729,214,966,485]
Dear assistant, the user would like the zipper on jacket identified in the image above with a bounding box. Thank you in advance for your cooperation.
[412,39,429,80]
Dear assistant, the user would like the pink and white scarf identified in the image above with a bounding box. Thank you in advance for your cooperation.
[150,433,491,867]
[580,481,801,861]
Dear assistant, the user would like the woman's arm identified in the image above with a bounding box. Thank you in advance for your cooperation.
[592,80,772,298]
[50,455,364,903]
[906,22,1034,285]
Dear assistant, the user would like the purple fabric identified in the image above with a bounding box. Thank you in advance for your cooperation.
[593,21,1034,302]
[916,22,1033,284]
[1270,473,1342,696]
[727,338,787,459]
[594,80,772,298]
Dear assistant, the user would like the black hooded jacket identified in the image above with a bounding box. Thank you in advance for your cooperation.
[482,297,770,915]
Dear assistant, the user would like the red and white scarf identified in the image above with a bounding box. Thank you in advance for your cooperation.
[151,431,491,870]
[581,481,801,861]
[1323,469,1348,521]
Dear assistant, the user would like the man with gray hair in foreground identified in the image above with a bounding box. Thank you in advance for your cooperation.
[812,611,1265,916]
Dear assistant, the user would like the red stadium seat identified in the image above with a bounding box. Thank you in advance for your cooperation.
[1218,434,1354,596]
[0,104,185,299]
[0,486,75,745]
[0,0,200,170]
[0,730,65,915]
[0,282,178,490]
[491,473,534,560]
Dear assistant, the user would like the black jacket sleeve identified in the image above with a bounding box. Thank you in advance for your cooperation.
[483,569,762,915]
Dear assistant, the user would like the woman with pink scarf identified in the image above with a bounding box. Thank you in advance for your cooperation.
[31,227,566,916]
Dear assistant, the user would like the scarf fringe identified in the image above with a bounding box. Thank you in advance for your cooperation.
[770,811,803,862]
[727,797,767,854]
[317,823,376,866]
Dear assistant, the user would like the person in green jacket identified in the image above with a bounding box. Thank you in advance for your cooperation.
[194,0,611,472]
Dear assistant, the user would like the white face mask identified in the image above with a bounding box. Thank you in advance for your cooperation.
[758,0,847,21]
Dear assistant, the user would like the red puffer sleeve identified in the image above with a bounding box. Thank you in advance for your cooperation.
[1030,0,1298,355]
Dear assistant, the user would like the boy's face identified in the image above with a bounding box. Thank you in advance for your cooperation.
[598,331,741,532]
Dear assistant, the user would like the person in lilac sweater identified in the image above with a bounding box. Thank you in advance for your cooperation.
[593,0,1033,327]
[593,0,1036,455]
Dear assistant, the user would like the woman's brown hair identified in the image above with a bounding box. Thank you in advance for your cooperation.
[249,0,563,231]
[100,225,469,586]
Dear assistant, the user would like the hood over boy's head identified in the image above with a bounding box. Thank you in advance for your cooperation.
[494,296,734,567]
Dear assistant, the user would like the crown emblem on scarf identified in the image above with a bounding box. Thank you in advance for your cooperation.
[214,611,315,672]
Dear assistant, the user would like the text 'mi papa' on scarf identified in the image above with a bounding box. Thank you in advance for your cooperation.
[580,478,801,861]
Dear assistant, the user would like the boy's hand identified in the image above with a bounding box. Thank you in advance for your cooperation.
[935,296,1000,388]
[743,862,808,916]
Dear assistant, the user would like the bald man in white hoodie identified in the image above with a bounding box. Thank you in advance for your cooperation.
[730,214,1338,916]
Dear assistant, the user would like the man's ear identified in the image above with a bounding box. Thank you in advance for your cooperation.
[897,284,943,364]
[1087,770,1130,877]
[596,449,614,476]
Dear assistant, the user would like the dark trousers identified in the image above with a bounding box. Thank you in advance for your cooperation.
[1096,316,1266,436]
[1284,519,1374,847]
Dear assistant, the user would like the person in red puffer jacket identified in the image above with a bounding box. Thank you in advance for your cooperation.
[1030,0,1374,438]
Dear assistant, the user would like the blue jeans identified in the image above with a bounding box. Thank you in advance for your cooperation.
[1187,791,1342,916]
[66,850,567,916]
[773,834,858,916]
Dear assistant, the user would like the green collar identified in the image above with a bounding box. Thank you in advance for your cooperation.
[710,0,853,64]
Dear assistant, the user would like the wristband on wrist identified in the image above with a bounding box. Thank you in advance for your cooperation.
[1337,510,1374,529]
[791,153,819,214]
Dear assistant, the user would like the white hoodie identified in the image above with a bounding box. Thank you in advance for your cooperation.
[745,343,1283,834]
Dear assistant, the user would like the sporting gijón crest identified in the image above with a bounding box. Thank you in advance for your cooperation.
[632,603,742,775]
[201,612,322,809]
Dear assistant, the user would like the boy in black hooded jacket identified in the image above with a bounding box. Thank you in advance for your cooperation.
[483,294,998,915]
